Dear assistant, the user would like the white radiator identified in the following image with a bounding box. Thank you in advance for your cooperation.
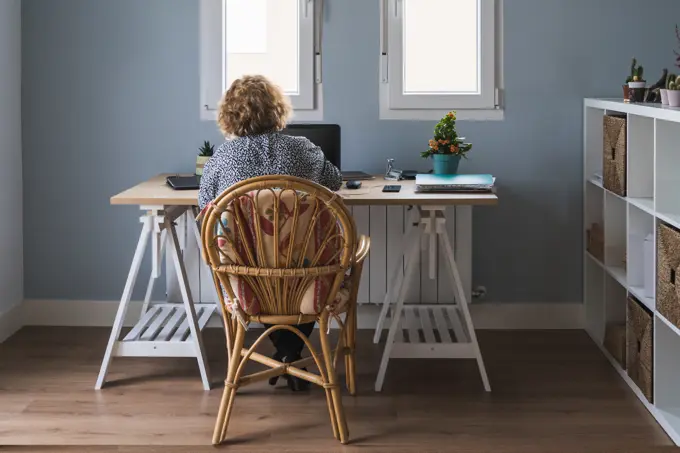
[167,206,472,306]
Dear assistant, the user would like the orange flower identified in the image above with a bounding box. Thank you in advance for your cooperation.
[450,145,456,153]
[429,139,437,147]
[443,139,450,145]
[432,144,439,151]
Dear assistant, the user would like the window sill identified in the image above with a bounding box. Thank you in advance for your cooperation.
[379,106,504,121]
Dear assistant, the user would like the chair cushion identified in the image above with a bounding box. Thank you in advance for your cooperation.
[213,190,346,316]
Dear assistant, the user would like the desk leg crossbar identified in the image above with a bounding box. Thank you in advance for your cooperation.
[374,206,491,393]
[95,206,214,391]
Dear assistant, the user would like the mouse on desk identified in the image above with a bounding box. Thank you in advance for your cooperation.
[345,180,362,190]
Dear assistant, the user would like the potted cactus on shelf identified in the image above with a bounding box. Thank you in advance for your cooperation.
[196,140,214,175]
[667,75,680,107]
[661,72,676,105]
[626,58,646,103]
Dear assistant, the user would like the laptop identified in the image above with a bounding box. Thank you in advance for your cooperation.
[282,124,373,180]
[415,174,495,192]
[166,175,201,190]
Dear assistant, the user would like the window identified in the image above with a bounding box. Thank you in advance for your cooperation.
[200,0,323,121]
[380,0,503,120]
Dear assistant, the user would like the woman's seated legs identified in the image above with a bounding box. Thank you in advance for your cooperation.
[264,322,315,391]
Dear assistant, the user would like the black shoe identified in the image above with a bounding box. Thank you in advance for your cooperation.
[268,351,284,386]
[283,354,310,392]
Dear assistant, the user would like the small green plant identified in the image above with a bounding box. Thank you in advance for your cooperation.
[626,58,645,83]
[668,75,680,91]
[667,73,677,89]
[421,111,473,159]
[198,140,215,157]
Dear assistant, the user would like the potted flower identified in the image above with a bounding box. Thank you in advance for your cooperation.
[627,59,646,103]
[667,75,680,107]
[196,140,214,175]
[421,111,472,174]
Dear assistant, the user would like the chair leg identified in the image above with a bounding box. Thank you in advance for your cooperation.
[320,315,349,444]
[345,304,357,396]
[324,381,340,440]
[212,322,246,445]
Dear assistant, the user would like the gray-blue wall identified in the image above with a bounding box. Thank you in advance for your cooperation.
[22,0,680,302]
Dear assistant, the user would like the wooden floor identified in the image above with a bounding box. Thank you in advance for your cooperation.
[0,327,673,452]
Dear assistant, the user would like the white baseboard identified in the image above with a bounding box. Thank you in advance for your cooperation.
[22,299,585,330]
[0,302,24,343]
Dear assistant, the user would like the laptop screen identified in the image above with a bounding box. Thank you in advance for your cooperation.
[282,124,341,169]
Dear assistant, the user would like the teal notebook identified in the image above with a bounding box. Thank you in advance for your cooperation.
[415,174,495,188]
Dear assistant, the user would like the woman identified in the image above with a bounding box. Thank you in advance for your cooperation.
[198,75,342,391]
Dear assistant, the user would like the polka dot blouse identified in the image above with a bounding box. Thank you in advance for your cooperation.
[198,132,343,210]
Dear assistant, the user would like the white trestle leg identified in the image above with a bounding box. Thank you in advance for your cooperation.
[96,207,214,391]
[374,205,491,393]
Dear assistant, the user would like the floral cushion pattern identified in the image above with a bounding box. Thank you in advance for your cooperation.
[212,190,349,316]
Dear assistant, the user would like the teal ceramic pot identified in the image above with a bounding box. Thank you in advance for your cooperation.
[432,154,461,174]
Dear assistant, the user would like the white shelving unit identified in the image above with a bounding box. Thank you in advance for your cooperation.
[584,98,680,445]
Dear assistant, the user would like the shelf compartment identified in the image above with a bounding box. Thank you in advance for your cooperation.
[654,314,680,444]
[627,114,655,201]
[655,119,680,219]
[627,204,655,310]
[605,271,627,326]
[604,191,626,271]
[585,182,605,262]
[584,107,604,182]
[585,256,605,345]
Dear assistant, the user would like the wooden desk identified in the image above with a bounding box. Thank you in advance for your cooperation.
[111,174,498,207]
[100,174,498,392]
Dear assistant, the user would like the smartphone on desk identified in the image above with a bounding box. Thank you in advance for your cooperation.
[382,185,401,193]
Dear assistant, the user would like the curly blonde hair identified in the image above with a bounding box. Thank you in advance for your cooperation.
[217,75,292,137]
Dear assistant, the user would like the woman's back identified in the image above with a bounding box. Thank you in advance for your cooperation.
[198,132,341,210]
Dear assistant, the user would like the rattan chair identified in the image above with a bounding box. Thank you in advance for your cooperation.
[200,176,370,445]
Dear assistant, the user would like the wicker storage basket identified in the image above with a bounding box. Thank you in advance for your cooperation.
[657,223,680,329]
[604,323,626,367]
[626,296,653,402]
[603,114,627,196]
[587,223,604,263]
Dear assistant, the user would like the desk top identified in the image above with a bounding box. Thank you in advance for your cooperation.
[111,174,498,207]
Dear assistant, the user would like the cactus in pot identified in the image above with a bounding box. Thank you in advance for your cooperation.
[624,58,646,101]
[626,58,647,103]
[667,75,680,107]
[660,72,675,105]
[196,140,214,175]
[625,58,637,84]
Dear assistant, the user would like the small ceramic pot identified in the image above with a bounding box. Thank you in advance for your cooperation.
[660,89,670,105]
[667,90,680,107]
[622,84,630,102]
[196,156,210,175]
[432,154,461,175]
[628,81,647,103]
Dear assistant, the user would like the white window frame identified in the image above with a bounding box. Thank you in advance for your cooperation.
[380,0,504,121]
[200,0,324,122]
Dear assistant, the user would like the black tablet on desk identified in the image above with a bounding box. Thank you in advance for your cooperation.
[166,175,200,190]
